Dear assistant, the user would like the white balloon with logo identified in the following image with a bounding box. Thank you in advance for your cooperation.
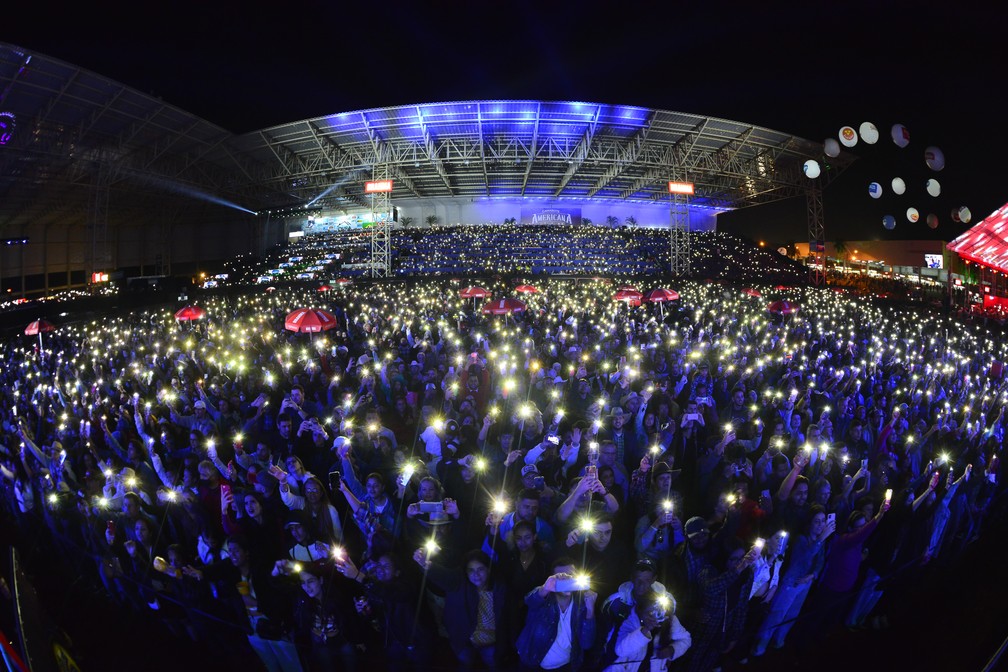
[926,179,941,197]
[959,206,972,224]
[803,160,821,179]
[839,126,858,148]
[906,207,920,223]
[868,182,883,199]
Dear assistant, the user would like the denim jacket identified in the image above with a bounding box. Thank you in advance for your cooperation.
[517,588,596,670]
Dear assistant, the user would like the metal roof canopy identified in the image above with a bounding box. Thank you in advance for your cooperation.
[0,41,855,235]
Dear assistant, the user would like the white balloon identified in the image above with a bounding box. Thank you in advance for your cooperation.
[925,146,945,171]
[868,182,883,199]
[859,122,879,144]
[891,177,906,195]
[883,215,896,230]
[906,207,920,223]
[926,179,941,197]
[803,160,821,179]
[959,206,972,224]
[891,123,910,148]
[824,138,841,158]
[839,126,858,148]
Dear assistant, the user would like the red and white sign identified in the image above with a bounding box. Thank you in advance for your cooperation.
[668,181,695,195]
[364,180,394,193]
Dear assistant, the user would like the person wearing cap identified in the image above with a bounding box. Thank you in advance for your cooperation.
[666,516,714,630]
[170,398,217,438]
[282,510,329,562]
[598,571,691,671]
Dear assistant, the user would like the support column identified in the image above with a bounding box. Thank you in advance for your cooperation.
[669,180,692,277]
[806,181,825,286]
[370,166,392,278]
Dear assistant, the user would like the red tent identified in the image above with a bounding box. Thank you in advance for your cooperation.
[948,203,1008,272]
[174,305,206,321]
[285,308,338,333]
[481,298,526,315]
[317,285,332,292]
[767,300,800,315]
[743,288,762,298]
[515,284,540,294]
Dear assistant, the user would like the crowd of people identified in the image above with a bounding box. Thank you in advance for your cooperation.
[231,225,807,285]
[1,271,1004,671]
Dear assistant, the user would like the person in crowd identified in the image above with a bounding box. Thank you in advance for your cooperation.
[516,556,598,671]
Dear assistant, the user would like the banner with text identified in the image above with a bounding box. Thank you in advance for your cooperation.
[520,205,582,227]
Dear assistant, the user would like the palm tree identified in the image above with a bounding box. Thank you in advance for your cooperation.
[400,216,414,227]
[606,215,620,228]
[425,214,439,227]
[625,215,637,227]
[504,217,517,226]
[582,217,592,227]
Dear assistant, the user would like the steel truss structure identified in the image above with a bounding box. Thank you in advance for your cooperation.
[0,42,854,269]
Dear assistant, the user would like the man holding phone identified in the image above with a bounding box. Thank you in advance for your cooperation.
[517,557,597,671]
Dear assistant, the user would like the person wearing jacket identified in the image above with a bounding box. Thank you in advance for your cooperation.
[602,587,691,672]
[414,547,512,670]
[517,556,598,671]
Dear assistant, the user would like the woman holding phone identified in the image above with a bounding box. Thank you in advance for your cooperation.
[750,505,834,657]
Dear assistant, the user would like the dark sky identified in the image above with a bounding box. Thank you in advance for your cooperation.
[3,0,1007,244]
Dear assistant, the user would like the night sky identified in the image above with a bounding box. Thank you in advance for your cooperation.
[3,1,1007,245]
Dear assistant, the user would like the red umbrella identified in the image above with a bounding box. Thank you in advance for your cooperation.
[481,298,526,315]
[285,308,338,334]
[613,289,643,307]
[265,286,276,293]
[317,285,332,292]
[643,288,679,317]
[774,284,791,291]
[335,278,352,285]
[25,319,56,352]
[767,300,800,315]
[643,288,679,303]
[515,284,540,294]
[743,288,762,298]
[24,319,56,336]
[174,305,207,321]
[459,286,491,299]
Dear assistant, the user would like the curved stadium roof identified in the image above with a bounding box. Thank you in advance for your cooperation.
[0,41,853,232]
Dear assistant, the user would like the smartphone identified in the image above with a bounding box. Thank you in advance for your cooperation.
[220,483,232,500]
[533,476,546,491]
[418,500,444,513]
[826,513,836,526]
[554,578,588,592]
[107,520,117,536]
[860,458,869,470]
[546,434,560,446]
[328,471,342,491]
